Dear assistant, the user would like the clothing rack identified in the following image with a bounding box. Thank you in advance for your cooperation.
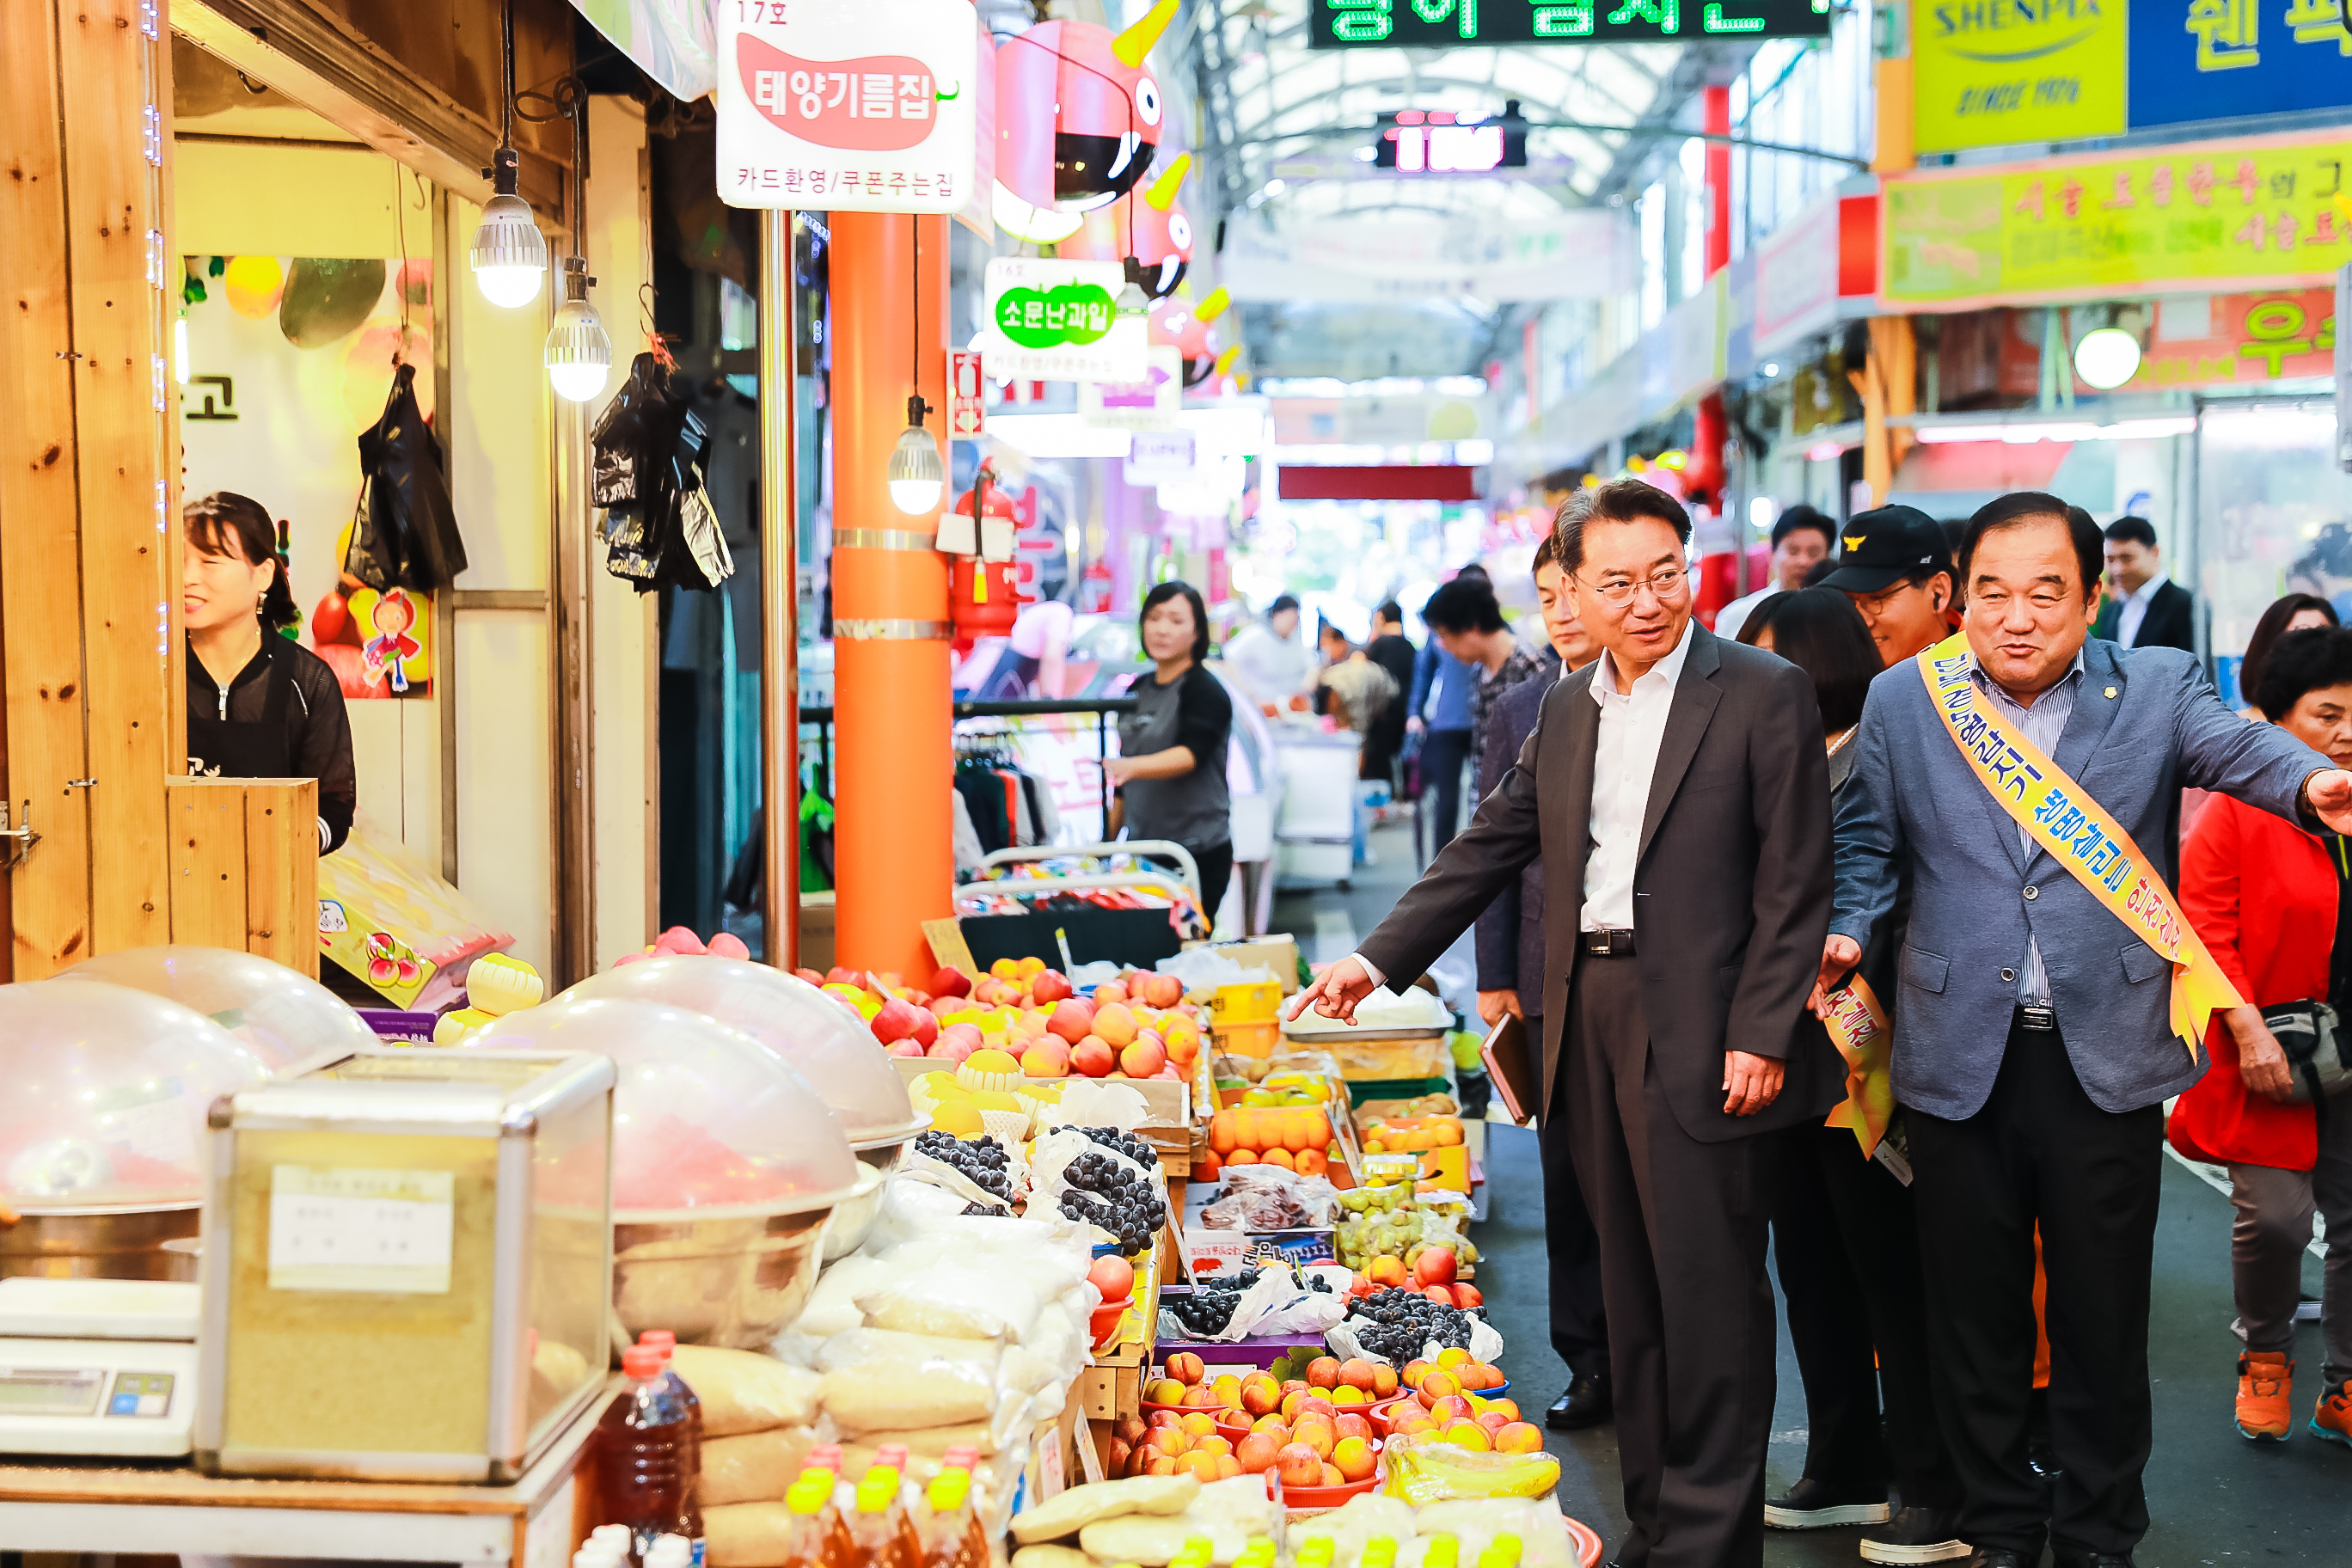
[796,696,1138,772]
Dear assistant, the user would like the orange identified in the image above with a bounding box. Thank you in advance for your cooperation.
[1280,1111,1311,1152]
[1209,1111,1237,1155]
[1259,1147,1296,1171]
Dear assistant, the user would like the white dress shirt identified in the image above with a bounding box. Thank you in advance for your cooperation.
[1581,619,1696,931]
[2116,577,2162,648]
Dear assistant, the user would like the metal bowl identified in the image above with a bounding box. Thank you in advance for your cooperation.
[825,1132,917,1262]
[0,1204,201,1281]
[611,1204,832,1350]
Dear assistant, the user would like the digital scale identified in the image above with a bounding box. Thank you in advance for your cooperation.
[0,1277,199,1458]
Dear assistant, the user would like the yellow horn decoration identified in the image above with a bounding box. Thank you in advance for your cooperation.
[1146,153,1191,211]
[1212,345,1242,377]
[1194,286,1232,323]
[1112,0,1180,67]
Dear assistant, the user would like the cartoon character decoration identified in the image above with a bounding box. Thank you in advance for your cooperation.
[1150,285,1235,389]
[1057,153,1195,299]
[432,952,545,1045]
[311,521,432,698]
[993,0,1179,243]
[361,588,423,694]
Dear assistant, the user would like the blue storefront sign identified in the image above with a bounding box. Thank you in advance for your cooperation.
[2129,0,2352,130]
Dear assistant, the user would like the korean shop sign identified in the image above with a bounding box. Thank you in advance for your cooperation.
[974,258,1148,383]
[1913,0,2352,155]
[717,0,977,211]
[2124,289,2337,389]
[1882,130,2352,309]
[1308,0,1829,47]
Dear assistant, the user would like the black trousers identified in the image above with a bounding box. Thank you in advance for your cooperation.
[1908,1016,2163,1559]
[1773,1121,1960,1510]
[1568,952,1777,1568]
[1420,726,1473,856]
[1539,1015,1609,1379]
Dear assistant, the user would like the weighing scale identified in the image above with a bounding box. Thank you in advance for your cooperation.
[0,1277,199,1458]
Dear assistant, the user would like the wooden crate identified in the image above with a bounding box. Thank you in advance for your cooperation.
[165,777,319,976]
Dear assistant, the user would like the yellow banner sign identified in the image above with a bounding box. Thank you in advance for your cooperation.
[1913,0,2128,154]
[1916,632,2238,1059]
[1883,129,2352,309]
[1821,976,1894,1159]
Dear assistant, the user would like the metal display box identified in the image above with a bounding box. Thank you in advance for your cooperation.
[195,1049,615,1483]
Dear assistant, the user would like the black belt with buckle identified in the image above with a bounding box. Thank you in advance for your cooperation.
[2015,1003,2058,1033]
[1581,928,1637,957]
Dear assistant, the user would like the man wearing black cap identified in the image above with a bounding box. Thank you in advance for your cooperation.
[1822,506,1958,669]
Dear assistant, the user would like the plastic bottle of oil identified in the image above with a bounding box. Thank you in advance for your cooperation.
[934,1445,990,1567]
[916,1467,984,1568]
[635,1331,704,1485]
[594,1344,705,1562]
[849,1466,918,1568]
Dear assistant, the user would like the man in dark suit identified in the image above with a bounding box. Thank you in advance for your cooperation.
[1362,600,1420,787]
[2088,516,2194,651]
[1473,532,1609,1434]
[1294,479,1838,1568]
[1827,493,2352,1568]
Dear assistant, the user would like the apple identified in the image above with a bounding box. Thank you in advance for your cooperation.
[1114,1415,1148,1446]
[1306,1357,1342,1389]
[1119,1038,1167,1077]
[930,965,972,998]
[1029,969,1074,1004]
[939,1020,985,1053]
[1368,1256,1408,1289]
[1094,980,1129,1006]
[885,1040,927,1058]
[870,998,936,1047]
[1047,998,1097,1044]
[708,933,750,959]
[924,1038,976,1065]
[1088,1254,1135,1303]
[794,968,827,985]
[1071,1038,1117,1077]
[1412,1247,1458,1288]
[1331,1436,1377,1482]
[1274,1444,1325,1488]
[655,926,707,955]
[1092,1001,1141,1046]
[825,966,861,986]
[1424,1286,1455,1307]
[1020,1039,1072,1078]
[1451,1283,1484,1310]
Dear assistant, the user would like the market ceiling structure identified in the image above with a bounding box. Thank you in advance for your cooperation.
[1175,0,1738,377]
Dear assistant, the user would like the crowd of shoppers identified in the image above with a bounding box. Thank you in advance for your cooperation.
[1275,480,2352,1568]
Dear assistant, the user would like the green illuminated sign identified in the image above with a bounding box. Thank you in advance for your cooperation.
[994,284,1117,349]
[1308,0,1831,46]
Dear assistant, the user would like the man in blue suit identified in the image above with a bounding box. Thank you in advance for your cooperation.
[1826,492,2352,1568]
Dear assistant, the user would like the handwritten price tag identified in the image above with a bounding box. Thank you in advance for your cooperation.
[268,1166,456,1295]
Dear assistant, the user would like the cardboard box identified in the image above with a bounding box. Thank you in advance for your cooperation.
[1196,935,1302,994]
[1182,1227,1337,1278]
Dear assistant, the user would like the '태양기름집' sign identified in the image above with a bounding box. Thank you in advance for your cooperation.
[1912,0,2352,156]
[1881,128,2352,309]
[716,0,977,212]
[973,258,1148,383]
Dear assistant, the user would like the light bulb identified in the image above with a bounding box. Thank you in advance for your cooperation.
[545,265,611,405]
[887,418,945,515]
[2073,327,2141,391]
[471,192,547,309]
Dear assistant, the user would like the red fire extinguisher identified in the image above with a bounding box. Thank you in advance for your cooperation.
[945,462,1020,652]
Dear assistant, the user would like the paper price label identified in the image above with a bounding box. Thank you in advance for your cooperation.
[268,1166,456,1294]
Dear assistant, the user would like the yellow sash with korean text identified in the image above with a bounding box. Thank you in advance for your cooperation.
[1918,632,2237,1061]
[1820,977,1894,1158]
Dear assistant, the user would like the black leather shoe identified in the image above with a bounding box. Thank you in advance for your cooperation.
[1762,1475,1891,1528]
[1958,1553,2030,1568]
[1859,1507,1969,1563]
[1546,1371,1612,1430]
[2052,1553,2137,1568]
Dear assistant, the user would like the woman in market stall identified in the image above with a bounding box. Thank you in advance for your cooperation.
[182,491,358,854]
[1108,580,1234,925]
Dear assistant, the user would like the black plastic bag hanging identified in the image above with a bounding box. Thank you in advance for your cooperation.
[346,362,467,593]
[591,351,732,594]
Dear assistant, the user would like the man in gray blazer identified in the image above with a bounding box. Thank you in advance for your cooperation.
[1826,492,2352,1568]
[1295,479,1839,1568]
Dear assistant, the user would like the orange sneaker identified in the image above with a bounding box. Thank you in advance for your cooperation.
[2313,1378,2352,1448]
[2237,1352,2294,1442]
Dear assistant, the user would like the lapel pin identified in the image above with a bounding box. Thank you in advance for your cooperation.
[2104,686,2117,699]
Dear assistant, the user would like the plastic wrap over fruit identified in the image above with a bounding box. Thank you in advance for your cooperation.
[1377,1442,1559,1506]
[469,995,860,1216]
[557,957,920,1143]
[0,980,271,1210]
[54,946,377,1072]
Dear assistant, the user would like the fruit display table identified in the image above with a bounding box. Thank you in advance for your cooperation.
[0,1387,609,1561]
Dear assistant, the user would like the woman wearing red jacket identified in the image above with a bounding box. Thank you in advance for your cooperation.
[2174,627,2352,1448]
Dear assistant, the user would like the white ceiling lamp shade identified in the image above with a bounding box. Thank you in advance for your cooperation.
[469,2,543,309]
[888,396,946,515]
[2072,326,2142,391]
[544,258,612,404]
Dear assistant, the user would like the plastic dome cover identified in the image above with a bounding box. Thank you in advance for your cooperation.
[557,958,923,1146]
[54,945,377,1073]
[467,995,862,1216]
[0,980,273,1210]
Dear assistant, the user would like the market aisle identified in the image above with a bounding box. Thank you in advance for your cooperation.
[1269,825,2346,1566]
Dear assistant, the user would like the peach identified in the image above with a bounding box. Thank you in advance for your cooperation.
[1020,1039,1071,1078]
[1329,1385,1367,1407]
[1148,1428,1191,1456]
[1371,1363,1400,1399]
[1252,1414,1291,1436]
[1093,980,1129,1006]
[1400,1358,1433,1389]
[1494,1421,1545,1454]
[1176,1449,1222,1482]
[1306,1357,1342,1389]
[1429,1395,1475,1425]
[1166,1352,1205,1384]
[1297,1395,1337,1422]
[1046,998,1096,1044]
[1368,1257,1409,1289]
[1436,1347,1472,1370]
[1145,1378,1185,1405]
[1182,1386,1219,1410]
[1071,1038,1116,1077]
[1119,1038,1167,1078]
[1030,970,1074,1004]
[1236,1431,1283,1473]
[1418,1370,1461,1403]
[1179,1412,1216,1436]
[1442,1419,1492,1451]
[1192,1435,1233,1458]
[1241,1381,1281,1417]
[1475,1412,1510,1437]
[1216,1455,1243,1479]
[1092,1001,1141,1046]
[1143,972,1185,1008]
[1338,1359,1380,1393]
[1290,1418,1336,1460]
[1148,1410,1181,1428]
[1015,957,1046,979]
[1485,1398,1521,1423]
[1274,1443,1326,1487]
[1147,1455,1178,1476]
[1320,1462,1346,1487]
[1331,1436,1377,1482]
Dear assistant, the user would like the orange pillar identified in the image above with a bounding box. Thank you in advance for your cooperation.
[829,211,952,977]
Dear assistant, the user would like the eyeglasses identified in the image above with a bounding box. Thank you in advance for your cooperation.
[1573,567,1690,608]
[1852,580,1921,618]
